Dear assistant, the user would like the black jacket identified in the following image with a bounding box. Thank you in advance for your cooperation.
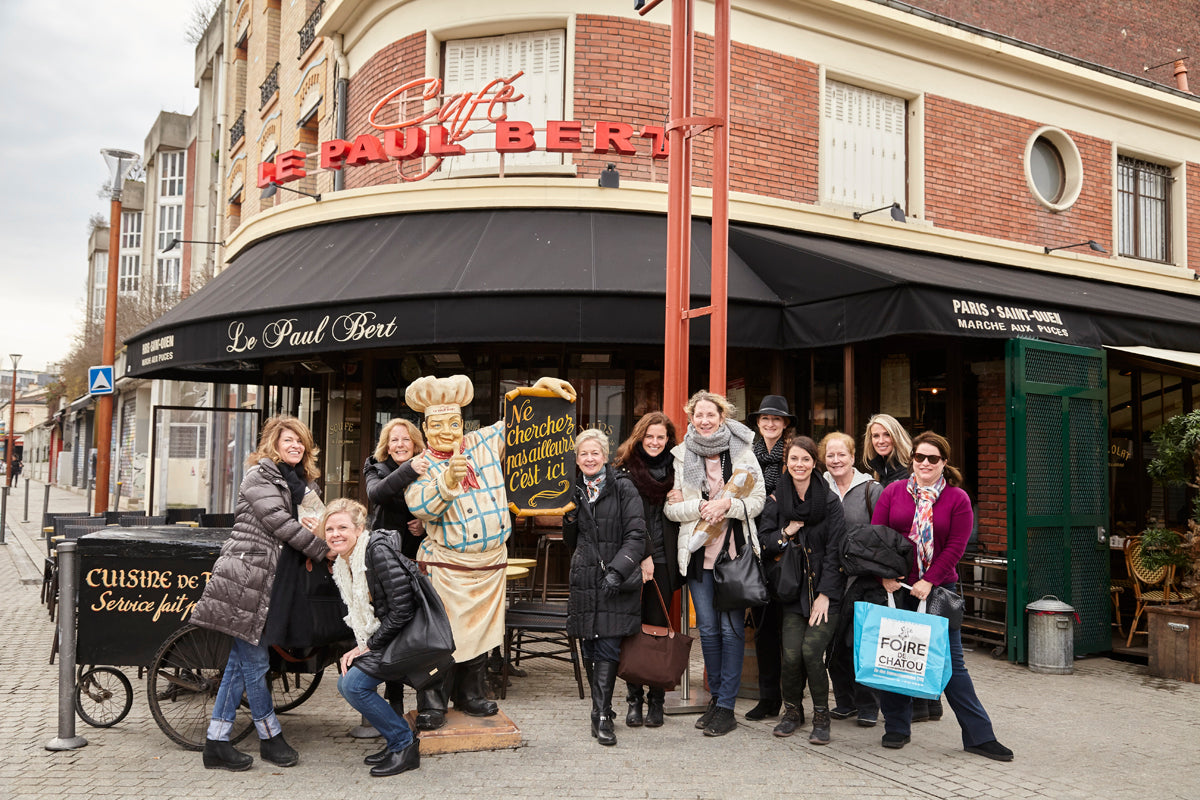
[866,454,908,487]
[351,530,418,680]
[563,467,647,640]
[363,456,423,559]
[758,485,847,616]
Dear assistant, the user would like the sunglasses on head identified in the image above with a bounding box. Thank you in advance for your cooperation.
[911,452,944,465]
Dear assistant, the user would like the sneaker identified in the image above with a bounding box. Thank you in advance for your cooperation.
[881,732,910,749]
[965,740,1014,762]
[772,704,802,737]
[744,698,781,720]
[857,709,879,728]
[703,706,738,737]
[829,706,855,720]
[694,697,718,730]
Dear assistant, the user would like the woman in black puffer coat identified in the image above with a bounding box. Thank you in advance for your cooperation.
[363,418,429,560]
[563,428,647,747]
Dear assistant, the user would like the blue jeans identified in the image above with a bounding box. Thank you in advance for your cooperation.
[688,570,745,710]
[208,637,279,741]
[338,667,415,753]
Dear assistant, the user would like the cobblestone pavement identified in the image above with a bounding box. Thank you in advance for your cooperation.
[2,479,1198,799]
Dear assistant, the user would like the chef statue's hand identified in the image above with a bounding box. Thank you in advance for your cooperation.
[532,376,577,403]
[445,453,470,490]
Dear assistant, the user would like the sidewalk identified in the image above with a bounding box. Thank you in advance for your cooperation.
[2,479,1198,799]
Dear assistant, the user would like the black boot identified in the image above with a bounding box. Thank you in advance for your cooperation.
[695,696,718,730]
[809,707,831,745]
[415,677,448,731]
[745,697,782,720]
[364,746,390,766]
[773,704,802,737]
[203,738,252,771]
[259,732,299,767]
[370,739,420,777]
[625,683,645,728]
[454,654,499,717]
[594,661,618,746]
[645,687,665,728]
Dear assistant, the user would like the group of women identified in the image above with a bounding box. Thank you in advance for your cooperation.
[189,390,1010,775]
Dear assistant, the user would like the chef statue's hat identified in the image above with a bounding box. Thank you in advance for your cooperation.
[405,374,474,417]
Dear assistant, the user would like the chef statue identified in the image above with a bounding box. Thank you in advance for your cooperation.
[404,373,576,729]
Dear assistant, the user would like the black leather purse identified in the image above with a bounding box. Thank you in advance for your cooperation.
[926,584,965,630]
[712,523,770,611]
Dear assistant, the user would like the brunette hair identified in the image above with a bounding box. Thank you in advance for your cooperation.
[319,498,369,538]
[249,415,320,482]
[684,390,735,421]
[817,431,856,468]
[861,413,912,474]
[910,431,964,487]
[786,435,821,472]
[574,428,611,459]
[614,411,678,468]
[373,418,426,462]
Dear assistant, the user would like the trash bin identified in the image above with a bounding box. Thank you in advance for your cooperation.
[1026,595,1076,674]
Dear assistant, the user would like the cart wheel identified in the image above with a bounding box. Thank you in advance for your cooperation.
[269,668,323,713]
[148,625,253,751]
[75,667,133,728]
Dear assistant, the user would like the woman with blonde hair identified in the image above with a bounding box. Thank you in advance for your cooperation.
[192,415,329,771]
[861,413,912,487]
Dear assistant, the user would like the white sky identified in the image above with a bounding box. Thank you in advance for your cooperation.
[0,1,201,373]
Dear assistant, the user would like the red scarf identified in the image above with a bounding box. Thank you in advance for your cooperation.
[426,441,480,490]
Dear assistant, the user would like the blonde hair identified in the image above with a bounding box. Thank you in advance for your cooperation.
[574,428,611,459]
[684,390,734,421]
[249,415,320,482]
[374,418,425,462]
[319,497,369,539]
[861,413,912,475]
[817,431,856,467]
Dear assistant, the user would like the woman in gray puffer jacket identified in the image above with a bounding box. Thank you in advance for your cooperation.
[191,415,329,772]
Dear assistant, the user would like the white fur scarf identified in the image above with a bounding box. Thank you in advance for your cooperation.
[332,532,380,648]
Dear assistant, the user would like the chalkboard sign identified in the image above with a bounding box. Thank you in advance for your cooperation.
[503,387,577,517]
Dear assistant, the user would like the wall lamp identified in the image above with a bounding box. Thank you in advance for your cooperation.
[598,163,620,188]
[1044,239,1106,255]
[853,202,906,222]
[261,181,321,201]
[164,238,223,252]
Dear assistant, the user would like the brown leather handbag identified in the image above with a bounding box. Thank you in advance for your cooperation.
[617,581,694,690]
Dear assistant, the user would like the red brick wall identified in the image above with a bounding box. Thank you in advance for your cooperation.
[1188,161,1200,275]
[973,360,1007,554]
[925,96,1112,250]
[344,32,427,188]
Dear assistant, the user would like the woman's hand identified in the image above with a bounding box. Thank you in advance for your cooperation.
[782,520,803,538]
[411,454,429,476]
[698,496,732,525]
[910,579,932,601]
[640,557,655,583]
[881,578,903,594]
[299,516,317,532]
[809,593,830,626]
[667,489,683,504]
[339,644,369,674]
[407,518,424,537]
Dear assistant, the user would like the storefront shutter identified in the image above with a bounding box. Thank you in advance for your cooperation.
[821,80,905,209]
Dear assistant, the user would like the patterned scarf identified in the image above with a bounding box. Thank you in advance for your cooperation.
[906,475,945,577]
[583,470,607,504]
[753,436,785,495]
[427,440,480,490]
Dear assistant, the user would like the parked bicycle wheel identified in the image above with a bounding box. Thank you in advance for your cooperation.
[147,625,253,750]
[269,667,323,713]
[75,666,133,728]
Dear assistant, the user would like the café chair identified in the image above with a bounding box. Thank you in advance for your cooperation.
[501,600,584,700]
[1124,537,1197,647]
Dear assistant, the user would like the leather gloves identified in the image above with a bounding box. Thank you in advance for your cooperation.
[601,569,623,597]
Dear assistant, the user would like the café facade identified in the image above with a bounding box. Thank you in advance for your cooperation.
[126,0,1200,661]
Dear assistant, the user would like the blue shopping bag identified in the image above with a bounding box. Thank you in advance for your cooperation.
[854,593,952,700]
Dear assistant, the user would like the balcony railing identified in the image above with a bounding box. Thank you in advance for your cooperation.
[299,1,323,57]
[230,110,245,149]
[259,62,280,110]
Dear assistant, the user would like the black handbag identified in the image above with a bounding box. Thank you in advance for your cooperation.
[275,546,354,648]
[377,552,457,689]
[712,525,770,611]
[766,543,806,604]
[926,584,965,630]
[617,581,694,690]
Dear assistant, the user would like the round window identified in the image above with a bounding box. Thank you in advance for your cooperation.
[1029,137,1064,204]
[1024,127,1083,212]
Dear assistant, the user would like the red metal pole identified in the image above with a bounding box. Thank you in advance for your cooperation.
[709,0,730,395]
[663,0,692,431]
[5,362,16,488]
[93,196,121,514]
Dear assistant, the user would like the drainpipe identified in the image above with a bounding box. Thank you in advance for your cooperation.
[1174,59,1190,93]
[333,34,350,192]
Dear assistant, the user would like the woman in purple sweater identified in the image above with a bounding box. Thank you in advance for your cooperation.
[870,431,1013,762]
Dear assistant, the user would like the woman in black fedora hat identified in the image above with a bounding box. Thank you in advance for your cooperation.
[743,394,796,722]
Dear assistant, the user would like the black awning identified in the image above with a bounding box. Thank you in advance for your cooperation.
[125,210,782,378]
[730,225,1200,351]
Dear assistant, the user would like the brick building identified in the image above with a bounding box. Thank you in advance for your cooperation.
[125,0,1200,661]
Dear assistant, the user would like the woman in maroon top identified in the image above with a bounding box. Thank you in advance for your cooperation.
[870,432,1013,762]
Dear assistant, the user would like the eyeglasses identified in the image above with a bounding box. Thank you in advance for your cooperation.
[911,452,944,465]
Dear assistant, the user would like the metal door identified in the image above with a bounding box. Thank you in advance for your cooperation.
[1006,340,1109,662]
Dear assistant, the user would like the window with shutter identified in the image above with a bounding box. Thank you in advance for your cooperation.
[440,29,566,175]
[1117,156,1172,264]
[822,80,906,209]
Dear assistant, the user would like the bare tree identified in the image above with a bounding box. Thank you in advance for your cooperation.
[87,213,107,235]
[185,0,222,46]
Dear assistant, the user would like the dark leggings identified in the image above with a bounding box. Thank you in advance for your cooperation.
[780,611,839,709]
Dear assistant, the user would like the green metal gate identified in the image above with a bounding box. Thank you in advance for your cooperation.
[1006,339,1109,663]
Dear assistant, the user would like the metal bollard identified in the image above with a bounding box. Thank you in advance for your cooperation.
[0,486,8,546]
[23,473,30,522]
[663,583,708,715]
[42,483,51,530]
[46,541,88,750]
[85,481,92,515]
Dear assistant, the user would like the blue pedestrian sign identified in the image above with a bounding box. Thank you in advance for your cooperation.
[88,366,115,396]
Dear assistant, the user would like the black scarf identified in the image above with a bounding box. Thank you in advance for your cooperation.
[277,461,307,519]
[753,436,785,495]
[623,443,674,506]
[774,471,828,527]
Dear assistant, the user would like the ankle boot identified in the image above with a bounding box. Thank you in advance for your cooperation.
[595,661,618,746]
[369,739,420,777]
[625,683,645,727]
[259,732,299,767]
[203,738,252,771]
[454,654,498,717]
[809,707,831,745]
[773,703,802,737]
[695,696,718,730]
[645,687,665,728]
[745,697,782,721]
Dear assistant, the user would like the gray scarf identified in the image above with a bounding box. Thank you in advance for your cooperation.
[681,419,755,491]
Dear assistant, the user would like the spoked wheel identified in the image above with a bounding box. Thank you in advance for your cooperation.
[269,667,323,713]
[75,666,133,728]
[147,625,253,751]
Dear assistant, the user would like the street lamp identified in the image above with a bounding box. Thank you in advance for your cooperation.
[5,353,19,488]
[95,148,138,513]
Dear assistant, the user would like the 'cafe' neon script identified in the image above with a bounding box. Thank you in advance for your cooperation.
[258,72,668,186]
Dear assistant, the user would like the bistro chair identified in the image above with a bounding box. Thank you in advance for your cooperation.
[530,515,570,602]
[165,507,206,525]
[501,600,584,700]
[199,512,236,528]
[117,514,167,526]
[46,516,109,622]
[1124,537,1197,647]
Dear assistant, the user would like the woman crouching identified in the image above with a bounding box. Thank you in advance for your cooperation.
[323,498,421,777]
